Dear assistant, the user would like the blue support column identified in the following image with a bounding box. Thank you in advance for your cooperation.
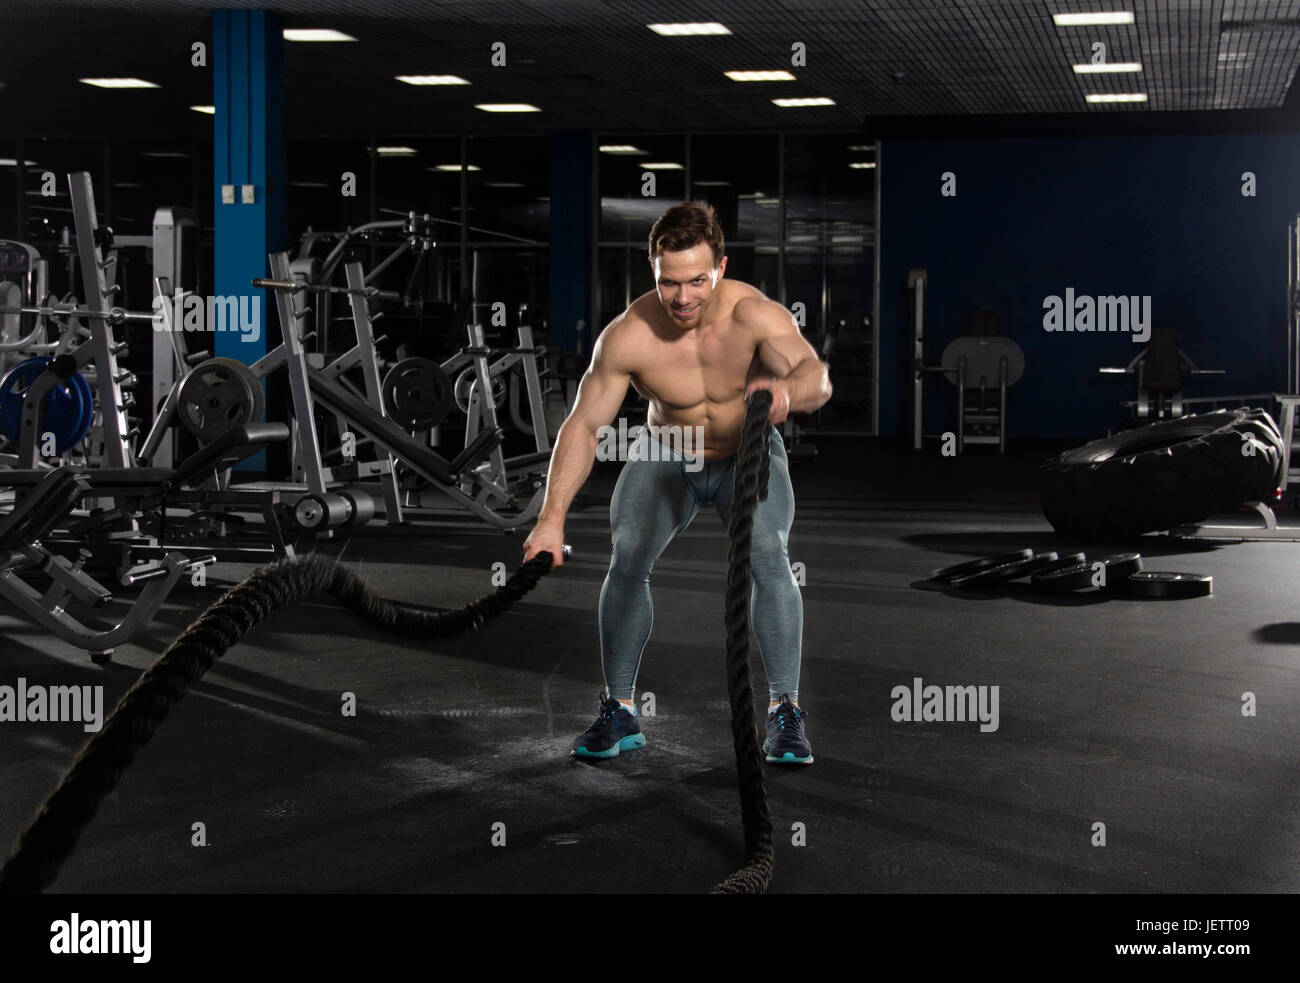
[213,8,284,359]
[213,9,285,469]
[549,130,592,353]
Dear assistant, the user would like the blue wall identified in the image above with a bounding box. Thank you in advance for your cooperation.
[879,133,1300,439]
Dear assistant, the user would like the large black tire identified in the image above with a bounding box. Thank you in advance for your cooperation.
[1040,408,1283,540]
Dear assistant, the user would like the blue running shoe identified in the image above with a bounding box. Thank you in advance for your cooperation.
[764,695,813,764]
[571,693,645,759]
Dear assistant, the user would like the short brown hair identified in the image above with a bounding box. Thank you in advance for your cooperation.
[648,202,725,267]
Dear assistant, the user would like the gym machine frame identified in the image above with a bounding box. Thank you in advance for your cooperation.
[255,251,541,530]
[909,270,1018,453]
[1,174,142,472]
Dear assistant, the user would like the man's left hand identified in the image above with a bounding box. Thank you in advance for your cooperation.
[745,379,791,425]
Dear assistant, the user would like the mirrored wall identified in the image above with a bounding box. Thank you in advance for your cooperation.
[1,128,877,431]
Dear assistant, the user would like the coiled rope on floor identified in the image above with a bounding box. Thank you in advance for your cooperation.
[711,388,775,895]
[1,392,777,896]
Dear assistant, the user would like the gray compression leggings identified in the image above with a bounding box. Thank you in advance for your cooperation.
[598,426,803,704]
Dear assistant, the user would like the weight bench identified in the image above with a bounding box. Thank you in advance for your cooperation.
[303,370,547,526]
[0,423,287,662]
[1,422,289,494]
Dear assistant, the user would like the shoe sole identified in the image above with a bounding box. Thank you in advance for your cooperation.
[571,733,646,759]
[766,751,814,765]
[763,737,813,764]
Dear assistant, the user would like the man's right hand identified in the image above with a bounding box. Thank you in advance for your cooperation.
[523,521,567,569]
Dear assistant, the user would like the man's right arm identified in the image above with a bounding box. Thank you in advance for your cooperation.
[522,322,633,566]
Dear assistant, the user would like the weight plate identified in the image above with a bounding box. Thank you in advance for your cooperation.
[178,358,263,442]
[950,551,1062,589]
[1027,552,1087,578]
[453,367,507,415]
[382,357,453,430]
[929,549,1034,583]
[1121,571,1212,599]
[0,356,94,454]
[1032,552,1143,593]
[69,370,94,448]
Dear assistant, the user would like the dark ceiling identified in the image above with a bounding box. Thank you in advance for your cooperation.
[2,0,1299,138]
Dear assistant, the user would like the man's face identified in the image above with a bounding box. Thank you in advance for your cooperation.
[652,243,726,329]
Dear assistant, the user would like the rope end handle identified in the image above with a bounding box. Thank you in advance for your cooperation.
[531,545,573,571]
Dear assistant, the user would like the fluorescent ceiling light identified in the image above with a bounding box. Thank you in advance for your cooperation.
[475,103,540,113]
[431,164,482,171]
[0,159,39,167]
[1086,92,1147,103]
[112,182,144,188]
[140,151,188,158]
[291,181,331,188]
[849,162,876,169]
[772,97,835,107]
[190,105,215,114]
[79,78,159,89]
[738,192,767,199]
[599,145,646,154]
[396,75,470,86]
[725,70,795,82]
[648,22,731,36]
[642,162,684,170]
[283,29,356,42]
[376,146,418,156]
[1053,12,1134,26]
[485,182,526,188]
[1073,62,1141,74]
[847,144,873,151]
[693,180,732,186]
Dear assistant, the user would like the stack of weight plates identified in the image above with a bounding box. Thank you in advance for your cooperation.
[929,549,1212,599]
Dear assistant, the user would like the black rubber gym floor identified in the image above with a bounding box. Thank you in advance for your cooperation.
[3,440,1298,894]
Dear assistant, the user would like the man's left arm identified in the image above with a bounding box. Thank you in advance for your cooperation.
[738,298,833,423]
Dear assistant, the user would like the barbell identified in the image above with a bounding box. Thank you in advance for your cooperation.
[0,303,155,326]
[251,278,401,303]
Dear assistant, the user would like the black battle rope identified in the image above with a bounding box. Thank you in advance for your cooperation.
[2,399,777,896]
[0,551,558,894]
[711,388,775,895]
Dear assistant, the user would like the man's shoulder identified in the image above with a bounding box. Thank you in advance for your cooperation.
[594,299,655,367]
[718,279,763,303]
[623,291,662,325]
[606,295,657,342]
[727,284,791,334]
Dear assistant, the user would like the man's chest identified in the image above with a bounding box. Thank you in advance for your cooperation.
[632,322,759,405]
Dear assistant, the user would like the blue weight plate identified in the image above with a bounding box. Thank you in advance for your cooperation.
[67,369,94,450]
[0,356,47,442]
[0,356,94,454]
[34,369,91,455]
